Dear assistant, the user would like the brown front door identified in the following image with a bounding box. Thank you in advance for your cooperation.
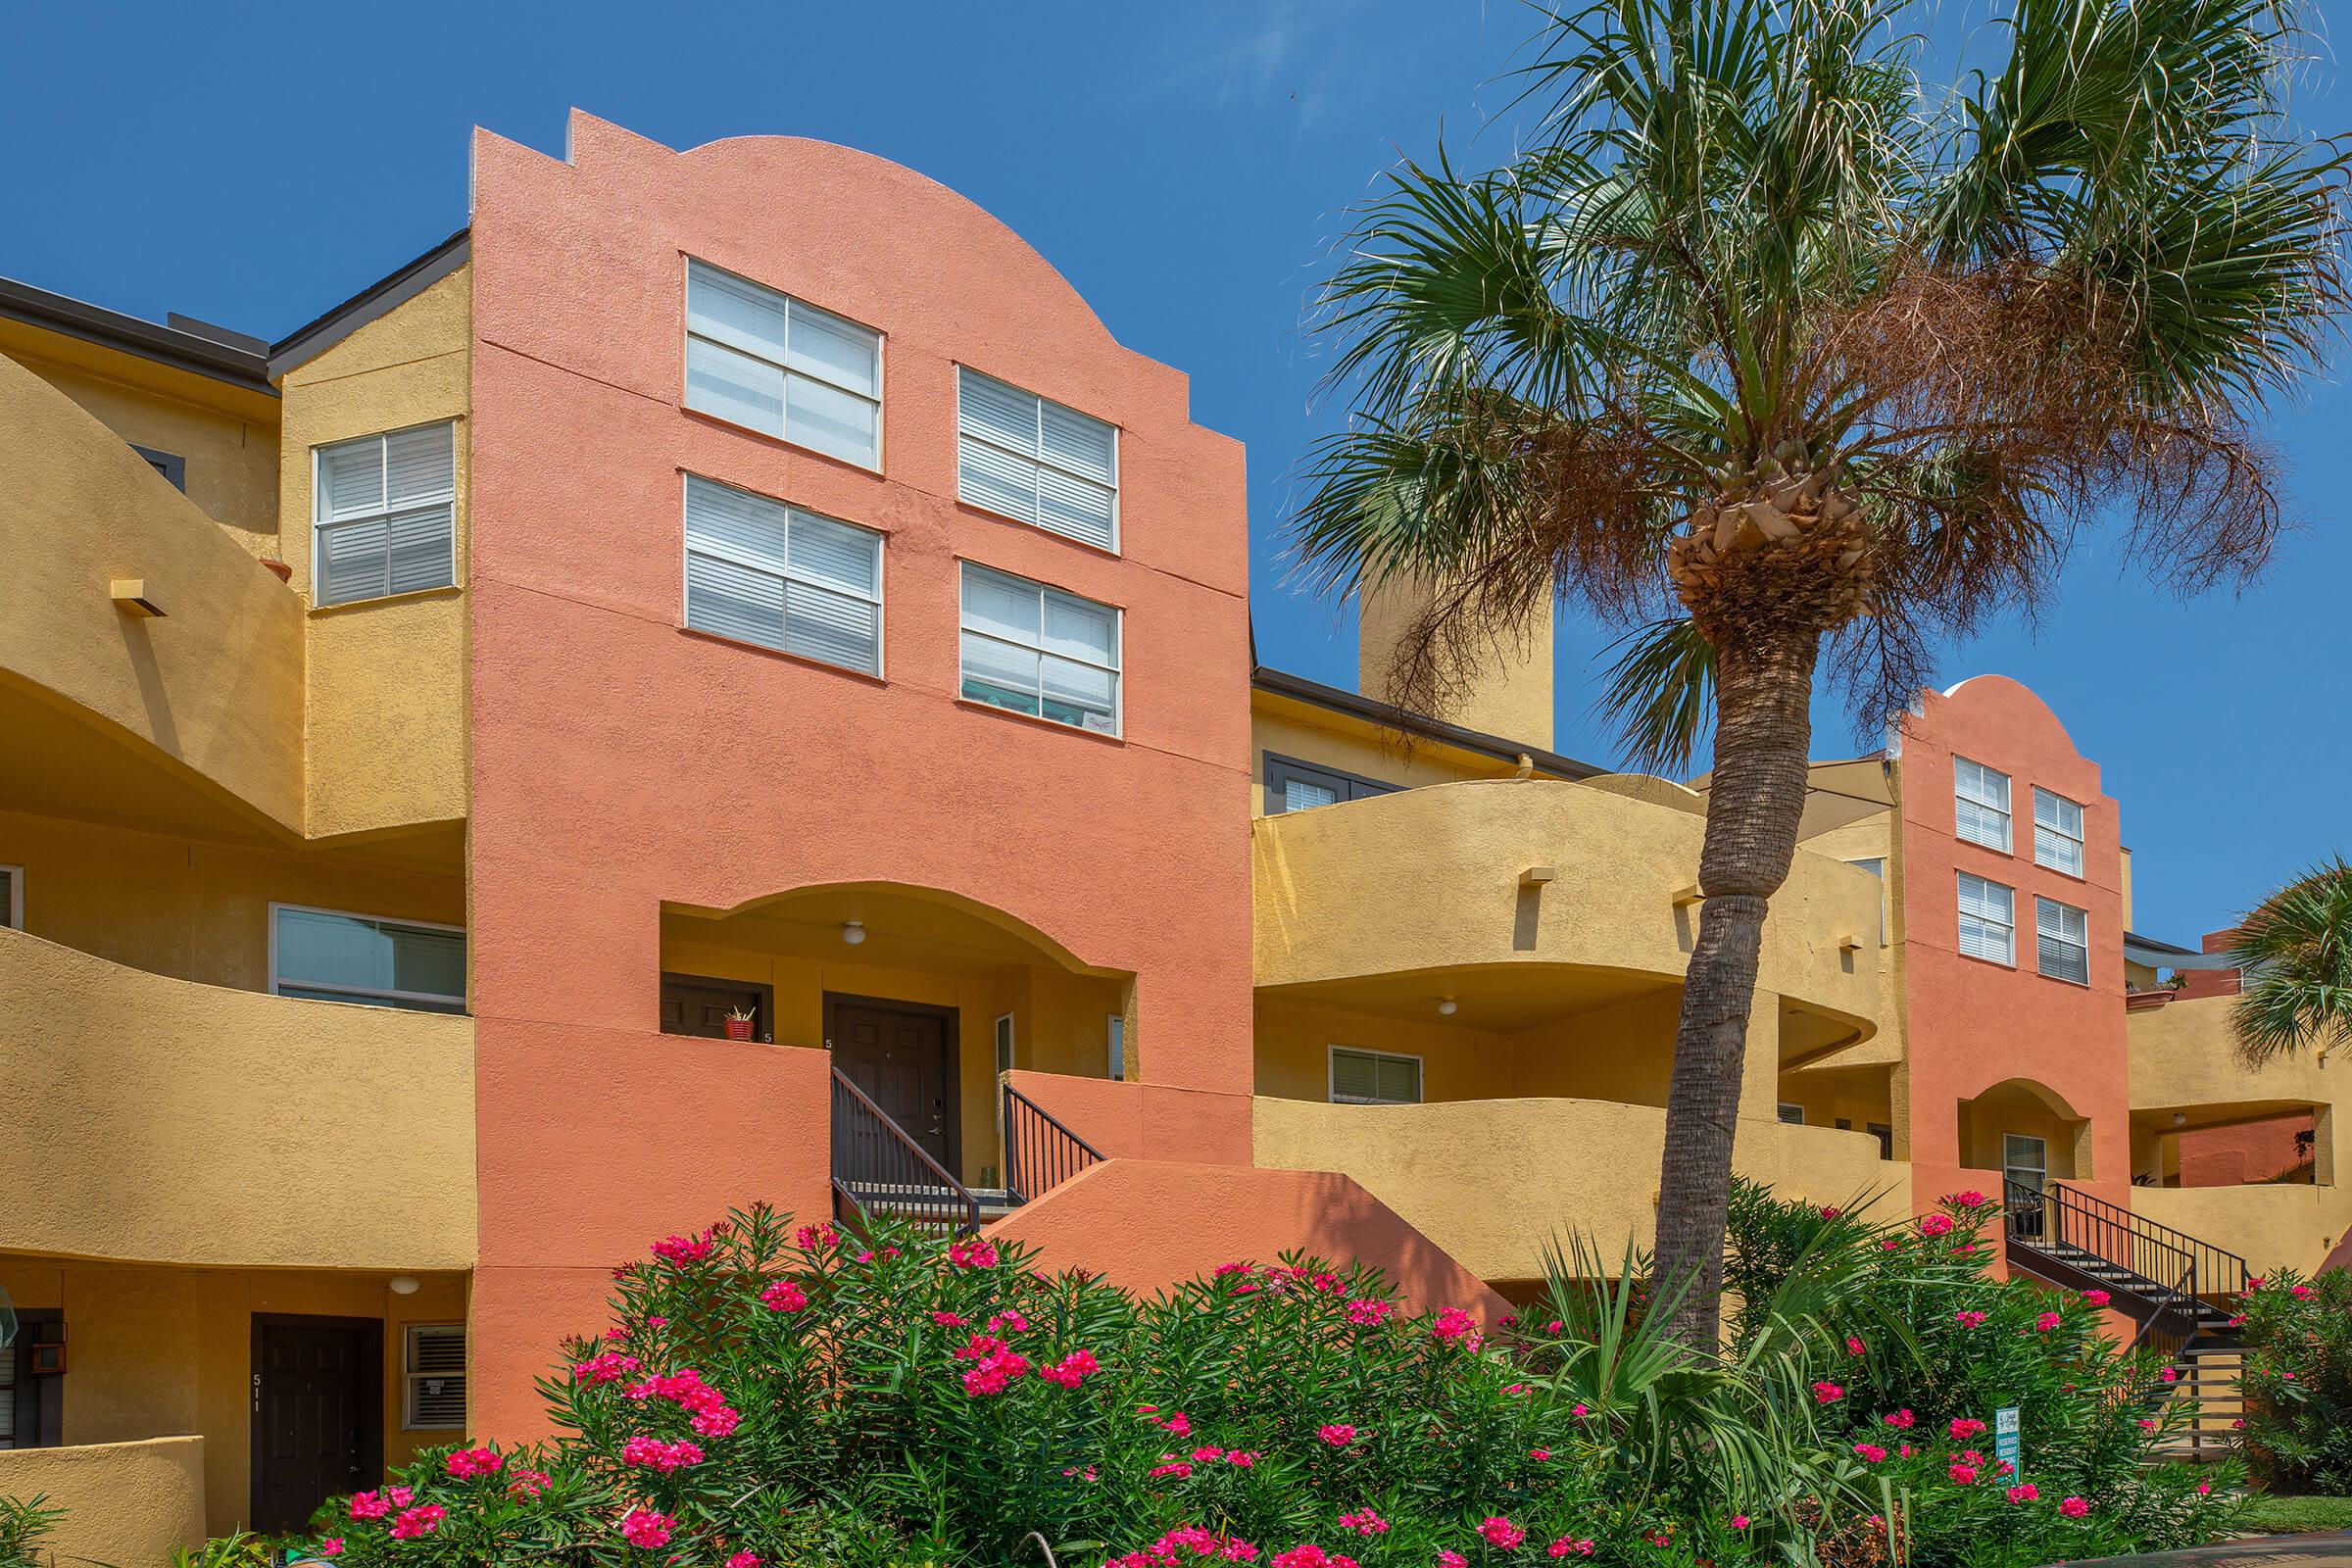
[661,973,772,1041]
[251,1315,381,1533]
[829,997,956,1167]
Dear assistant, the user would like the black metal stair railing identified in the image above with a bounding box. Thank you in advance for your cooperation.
[2002,1178,2249,1305]
[1002,1081,1105,1206]
[831,1067,980,1233]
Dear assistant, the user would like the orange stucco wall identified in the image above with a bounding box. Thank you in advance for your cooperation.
[1895,677,2132,1216]
[464,113,1257,1434]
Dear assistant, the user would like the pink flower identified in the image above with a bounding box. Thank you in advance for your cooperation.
[389,1504,447,1541]
[932,1311,968,1326]
[571,1350,642,1385]
[1480,1517,1526,1550]
[1338,1509,1389,1537]
[794,1222,837,1251]
[2035,1312,2063,1332]
[1318,1423,1357,1447]
[1885,1408,1915,1429]
[651,1230,712,1264]
[2161,1366,2179,1383]
[1819,1205,1843,1218]
[1150,1457,1196,1479]
[1041,1349,1102,1388]
[2008,1484,2039,1503]
[1548,1540,1595,1558]
[1812,1382,1845,1403]
[961,1348,1033,1396]
[1530,1447,1552,1461]
[1854,1444,1888,1462]
[1950,1417,1986,1440]
[620,1507,674,1548]
[989,1309,1031,1333]
[1431,1308,1478,1343]
[1153,1410,1195,1437]
[1846,1336,1867,1355]
[347,1493,390,1522]
[1192,1446,1228,1463]
[2082,1290,2111,1306]
[1440,1553,1469,1568]
[760,1279,808,1313]
[443,1446,503,1478]
[319,1541,344,1557]
[1572,1403,1589,1417]
[1226,1450,1262,1467]
[727,1554,761,1568]
[2197,1483,2214,1496]
[1954,1310,1988,1329]
[1918,1213,1956,1238]
[620,1435,705,1471]
[1950,1464,1979,1485]
[1951,1190,1988,1209]
[506,1468,550,1497]
[2059,1497,2090,1518]
[948,1236,1000,1269]
[1344,1298,1396,1327]
[2291,1284,2314,1299]
[1881,1238,1902,1250]
[1731,1517,1750,1531]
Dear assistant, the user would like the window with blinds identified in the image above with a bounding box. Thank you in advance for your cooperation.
[1953,757,2012,852]
[404,1324,466,1431]
[2033,788,2085,877]
[2035,897,2089,985]
[683,476,883,674]
[956,368,1119,551]
[1777,1103,1806,1125]
[1330,1047,1422,1105]
[1846,857,1886,943]
[958,563,1120,734]
[685,260,881,469]
[1264,756,1401,814]
[272,906,466,1013]
[1957,872,2015,964]
[0,864,19,929]
[313,422,457,607]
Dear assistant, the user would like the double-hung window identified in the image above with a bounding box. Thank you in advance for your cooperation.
[1846,857,1887,943]
[314,422,456,607]
[958,563,1120,734]
[1953,757,2012,852]
[956,368,1118,551]
[685,260,882,469]
[2035,897,2089,985]
[1330,1046,1422,1105]
[683,476,883,674]
[1956,872,2015,964]
[271,905,467,1013]
[403,1325,466,1430]
[2033,788,2085,877]
[1265,756,1400,814]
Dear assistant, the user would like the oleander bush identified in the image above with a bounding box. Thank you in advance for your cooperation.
[2231,1264,2352,1494]
[273,1189,2237,1568]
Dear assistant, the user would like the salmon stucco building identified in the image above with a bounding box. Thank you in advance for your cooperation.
[2,112,2342,1563]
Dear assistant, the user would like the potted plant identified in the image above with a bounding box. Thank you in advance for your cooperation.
[722,1005,757,1042]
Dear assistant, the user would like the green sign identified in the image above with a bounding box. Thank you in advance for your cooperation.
[1994,1405,2022,1476]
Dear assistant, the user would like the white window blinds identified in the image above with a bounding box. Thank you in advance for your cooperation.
[2036,897,2089,985]
[273,906,466,1013]
[2034,788,2085,877]
[683,476,883,674]
[956,368,1118,551]
[685,260,881,469]
[404,1325,466,1430]
[1953,757,2012,852]
[1331,1047,1422,1105]
[1956,872,2015,964]
[313,422,456,607]
[958,563,1120,734]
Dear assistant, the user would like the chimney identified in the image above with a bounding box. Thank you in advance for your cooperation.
[1357,575,1554,751]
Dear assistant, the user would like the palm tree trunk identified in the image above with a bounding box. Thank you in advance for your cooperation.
[1654,625,1823,1347]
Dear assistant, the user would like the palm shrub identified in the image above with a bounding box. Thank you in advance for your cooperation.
[1295,0,2348,1344]
[1716,1181,2244,1566]
[2228,858,2352,1067]
[2232,1266,2352,1494]
[0,1494,59,1568]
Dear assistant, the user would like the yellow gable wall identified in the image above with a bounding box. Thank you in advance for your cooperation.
[278,268,472,840]
[1249,694,1531,816]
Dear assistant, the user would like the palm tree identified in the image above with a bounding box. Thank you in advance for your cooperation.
[2229,858,2352,1066]
[1294,0,2345,1344]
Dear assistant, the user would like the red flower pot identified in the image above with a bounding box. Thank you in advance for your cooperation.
[723,1017,755,1042]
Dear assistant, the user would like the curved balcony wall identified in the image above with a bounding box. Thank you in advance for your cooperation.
[2130,994,2338,1118]
[0,1437,205,1568]
[1253,778,1884,1034]
[1253,1096,1902,1284]
[0,927,474,1269]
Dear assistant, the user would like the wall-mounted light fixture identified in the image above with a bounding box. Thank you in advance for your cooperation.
[841,920,866,946]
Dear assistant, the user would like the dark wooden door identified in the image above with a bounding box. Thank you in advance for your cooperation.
[252,1316,380,1533]
[661,974,771,1041]
[830,999,955,1166]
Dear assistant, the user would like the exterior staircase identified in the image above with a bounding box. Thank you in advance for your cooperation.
[2002,1180,2248,1461]
[830,1069,1102,1234]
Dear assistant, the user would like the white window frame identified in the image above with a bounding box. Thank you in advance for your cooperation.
[1106,1014,1124,1081]
[269,903,467,1011]
[956,562,1123,736]
[2032,787,2085,878]
[1845,857,1887,944]
[679,473,886,676]
[311,421,459,608]
[683,258,884,470]
[2003,1133,2049,1193]
[955,367,1119,552]
[2034,896,2090,986]
[402,1323,466,1432]
[1327,1045,1424,1106]
[1777,1102,1806,1125]
[0,864,21,930]
[995,1012,1015,1078]
[1953,757,2013,853]
[1956,872,2016,966]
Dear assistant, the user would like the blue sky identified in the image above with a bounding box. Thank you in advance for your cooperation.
[3,0,2340,943]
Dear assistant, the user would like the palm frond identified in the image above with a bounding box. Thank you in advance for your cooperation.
[2228,857,2352,1066]
[1594,616,1716,775]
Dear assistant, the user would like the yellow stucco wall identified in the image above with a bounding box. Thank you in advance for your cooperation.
[2131,994,2341,1117]
[0,352,307,832]
[2132,1183,2352,1278]
[1253,1096,1903,1284]
[1355,577,1555,750]
[0,926,475,1269]
[279,267,471,840]
[1253,777,1885,1031]
[0,807,461,992]
[0,1435,206,1568]
[0,327,281,555]
[1250,696,1529,816]
[0,1261,468,1541]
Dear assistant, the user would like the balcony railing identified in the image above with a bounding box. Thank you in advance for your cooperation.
[1002,1081,1104,1205]
[829,1066,979,1233]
